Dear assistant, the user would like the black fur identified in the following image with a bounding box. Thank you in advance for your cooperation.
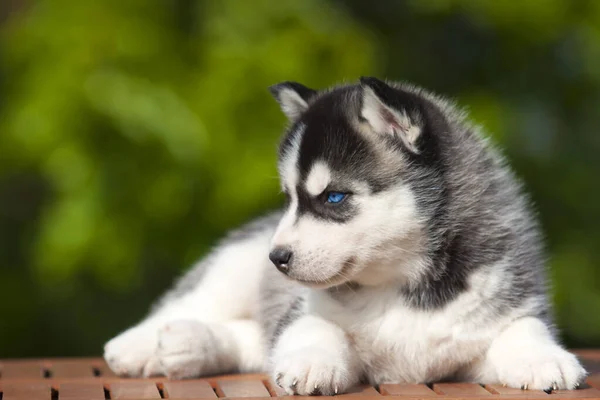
[273,78,546,312]
[269,81,317,109]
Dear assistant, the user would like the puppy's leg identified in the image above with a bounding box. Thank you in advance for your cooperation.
[272,315,362,396]
[104,214,277,377]
[480,317,587,391]
[156,319,264,379]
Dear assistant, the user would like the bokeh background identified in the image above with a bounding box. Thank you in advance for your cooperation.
[1,0,599,357]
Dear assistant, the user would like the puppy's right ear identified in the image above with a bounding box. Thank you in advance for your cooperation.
[359,76,423,154]
[269,81,317,120]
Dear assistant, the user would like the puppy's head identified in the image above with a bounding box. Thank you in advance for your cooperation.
[268,77,448,288]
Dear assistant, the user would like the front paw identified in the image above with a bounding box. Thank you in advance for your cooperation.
[273,348,358,396]
[491,344,587,391]
[156,320,221,379]
[104,324,159,377]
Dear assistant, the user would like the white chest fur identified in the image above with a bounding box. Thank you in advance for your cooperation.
[307,281,507,384]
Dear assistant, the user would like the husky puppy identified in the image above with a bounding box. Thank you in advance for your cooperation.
[104,77,586,395]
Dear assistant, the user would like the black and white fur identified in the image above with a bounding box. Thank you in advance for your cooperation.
[104,78,586,394]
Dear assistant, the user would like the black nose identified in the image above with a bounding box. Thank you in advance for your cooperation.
[269,248,292,274]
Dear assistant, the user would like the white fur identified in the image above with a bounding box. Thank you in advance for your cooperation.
[104,320,161,377]
[271,109,423,289]
[305,161,331,196]
[271,124,302,249]
[278,123,303,194]
[271,184,424,287]
[277,89,310,120]
[362,86,421,153]
[154,319,264,379]
[478,317,587,390]
[155,320,224,379]
[106,236,583,391]
[105,80,586,392]
[271,315,361,395]
[104,228,272,377]
[305,263,579,388]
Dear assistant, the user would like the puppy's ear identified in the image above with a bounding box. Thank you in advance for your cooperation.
[269,81,317,120]
[359,76,423,154]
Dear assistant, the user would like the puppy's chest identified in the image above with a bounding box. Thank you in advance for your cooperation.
[310,291,488,383]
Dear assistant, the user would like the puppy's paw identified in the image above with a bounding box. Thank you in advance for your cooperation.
[273,347,357,395]
[491,343,587,391]
[156,320,222,379]
[104,324,159,377]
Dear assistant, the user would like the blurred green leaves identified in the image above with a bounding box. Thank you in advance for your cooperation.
[1,0,599,357]
[0,0,378,355]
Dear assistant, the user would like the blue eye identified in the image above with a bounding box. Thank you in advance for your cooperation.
[326,192,347,204]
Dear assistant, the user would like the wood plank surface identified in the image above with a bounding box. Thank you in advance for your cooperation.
[550,387,600,398]
[110,381,162,399]
[218,379,271,397]
[2,382,50,400]
[0,354,600,399]
[485,384,548,397]
[1,360,43,379]
[264,378,288,397]
[50,360,96,378]
[341,385,381,396]
[162,380,217,398]
[59,382,106,399]
[379,383,437,396]
[433,382,492,396]
[91,359,117,377]
[588,375,600,389]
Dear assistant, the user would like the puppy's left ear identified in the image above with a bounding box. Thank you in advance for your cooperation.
[359,76,423,154]
[269,81,317,120]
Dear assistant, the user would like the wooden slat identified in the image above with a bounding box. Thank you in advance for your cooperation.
[50,360,95,378]
[264,378,288,397]
[162,380,217,398]
[589,375,600,389]
[1,355,600,400]
[59,382,105,399]
[341,384,381,396]
[433,382,492,396]
[222,398,276,400]
[110,381,161,399]
[2,382,50,400]
[379,383,437,396]
[263,380,379,397]
[218,379,271,397]
[485,384,548,397]
[574,350,600,360]
[0,361,43,378]
[208,373,267,382]
[91,359,117,377]
[551,388,600,398]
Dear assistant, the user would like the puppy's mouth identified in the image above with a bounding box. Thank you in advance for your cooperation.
[290,257,357,289]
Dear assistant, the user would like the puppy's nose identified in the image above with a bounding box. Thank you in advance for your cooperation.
[269,247,292,274]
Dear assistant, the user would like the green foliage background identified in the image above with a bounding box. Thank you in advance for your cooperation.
[0,0,599,357]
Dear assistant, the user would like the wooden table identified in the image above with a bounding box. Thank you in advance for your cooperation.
[1,351,599,399]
